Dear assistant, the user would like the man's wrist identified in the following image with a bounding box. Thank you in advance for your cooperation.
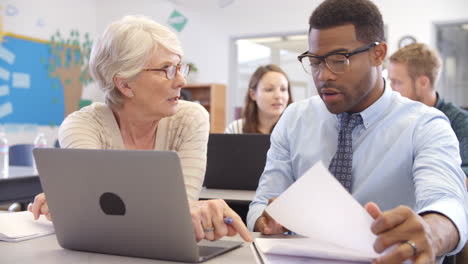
[422,212,459,256]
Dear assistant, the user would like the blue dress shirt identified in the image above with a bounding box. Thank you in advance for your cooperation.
[247,85,468,255]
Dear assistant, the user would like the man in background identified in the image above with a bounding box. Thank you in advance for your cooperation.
[388,43,468,182]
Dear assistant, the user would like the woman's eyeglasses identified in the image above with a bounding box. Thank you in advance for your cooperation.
[143,63,190,80]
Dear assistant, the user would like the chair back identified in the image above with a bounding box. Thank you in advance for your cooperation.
[9,144,34,166]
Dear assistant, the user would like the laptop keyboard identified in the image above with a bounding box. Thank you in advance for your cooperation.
[199,246,225,257]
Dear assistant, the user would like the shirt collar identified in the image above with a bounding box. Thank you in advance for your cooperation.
[435,92,444,109]
[359,78,392,129]
[334,78,391,129]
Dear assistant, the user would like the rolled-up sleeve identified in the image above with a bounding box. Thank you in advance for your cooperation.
[413,113,468,255]
[247,107,296,230]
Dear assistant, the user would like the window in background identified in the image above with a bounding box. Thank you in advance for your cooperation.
[435,21,468,108]
[229,33,313,121]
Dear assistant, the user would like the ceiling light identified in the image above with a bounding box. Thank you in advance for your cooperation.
[287,35,308,41]
[248,37,282,44]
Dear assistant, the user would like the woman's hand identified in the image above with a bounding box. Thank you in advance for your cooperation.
[28,193,52,221]
[189,199,252,242]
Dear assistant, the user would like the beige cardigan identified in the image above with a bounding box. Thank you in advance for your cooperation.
[58,100,209,201]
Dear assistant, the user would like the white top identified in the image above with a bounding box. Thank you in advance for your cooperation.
[58,100,209,201]
[224,119,244,134]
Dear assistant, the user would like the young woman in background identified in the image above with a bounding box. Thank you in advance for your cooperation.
[225,64,293,134]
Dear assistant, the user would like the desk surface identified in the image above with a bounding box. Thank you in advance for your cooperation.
[0,233,260,264]
[3,166,36,178]
[199,188,255,202]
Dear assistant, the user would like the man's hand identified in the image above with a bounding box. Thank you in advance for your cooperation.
[365,202,458,264]
[254,198,288,235]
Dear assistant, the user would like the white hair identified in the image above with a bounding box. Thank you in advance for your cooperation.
[89,15,183,107]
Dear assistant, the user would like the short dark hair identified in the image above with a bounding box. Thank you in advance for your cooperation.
[309,0,385,43]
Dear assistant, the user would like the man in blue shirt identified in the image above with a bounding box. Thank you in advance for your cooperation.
[247,0,467,263]
[388,43,468,180]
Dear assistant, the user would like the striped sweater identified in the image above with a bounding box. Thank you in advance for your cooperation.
[58,100,209,201]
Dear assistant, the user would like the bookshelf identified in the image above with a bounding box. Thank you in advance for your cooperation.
[183,84,226,133]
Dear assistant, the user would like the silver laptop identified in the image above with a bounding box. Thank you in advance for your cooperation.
[33,148,242,262]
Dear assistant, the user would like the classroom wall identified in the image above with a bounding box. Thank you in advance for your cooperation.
[153,0,468,120]
[1,0,467,144]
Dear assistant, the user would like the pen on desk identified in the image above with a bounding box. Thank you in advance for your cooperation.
[224,217,233,224]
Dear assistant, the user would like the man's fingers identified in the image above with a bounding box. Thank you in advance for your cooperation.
[371,206,413,235]
[373,217,427,254]
[267,197,277,205]
[254,215,268,233]
[277,223,288,233]
[264,211,286,234]
[372,217,414,253]
[256,214,286,235]
[365,202,382,220]
[414,254,432,264]
[373,241,418,264]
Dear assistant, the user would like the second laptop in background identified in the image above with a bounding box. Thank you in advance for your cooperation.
[204,134,270,190]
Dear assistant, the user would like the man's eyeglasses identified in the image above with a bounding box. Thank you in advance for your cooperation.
[297,42,379,74]
[143,63,190,80]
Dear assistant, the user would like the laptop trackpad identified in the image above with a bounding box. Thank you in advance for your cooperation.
[198,240,243,262]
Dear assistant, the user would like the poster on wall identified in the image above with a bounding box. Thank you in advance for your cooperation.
[0,35,65,126]
[0,3,93,144]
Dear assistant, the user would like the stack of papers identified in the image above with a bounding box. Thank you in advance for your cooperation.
[0,211,54,242]
[252,161,379,263]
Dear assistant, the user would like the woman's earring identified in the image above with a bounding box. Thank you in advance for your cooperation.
[128,90,134,98]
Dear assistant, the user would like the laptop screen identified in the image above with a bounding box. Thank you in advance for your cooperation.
[203,134,270,190]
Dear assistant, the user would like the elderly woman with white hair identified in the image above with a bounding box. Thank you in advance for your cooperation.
[29,15,251,242]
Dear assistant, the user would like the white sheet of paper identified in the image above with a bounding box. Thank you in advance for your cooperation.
[255,237,371,262]
[265,161,378,258]
[251,240,368,264]
[0,211,54,242]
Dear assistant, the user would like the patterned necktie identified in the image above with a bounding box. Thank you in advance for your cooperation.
[328,113,363,193]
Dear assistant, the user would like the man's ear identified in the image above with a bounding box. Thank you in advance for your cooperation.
[249,89,256,101]
[371,42,387,66]
[113,75,134,98]
[416,75,431,91]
